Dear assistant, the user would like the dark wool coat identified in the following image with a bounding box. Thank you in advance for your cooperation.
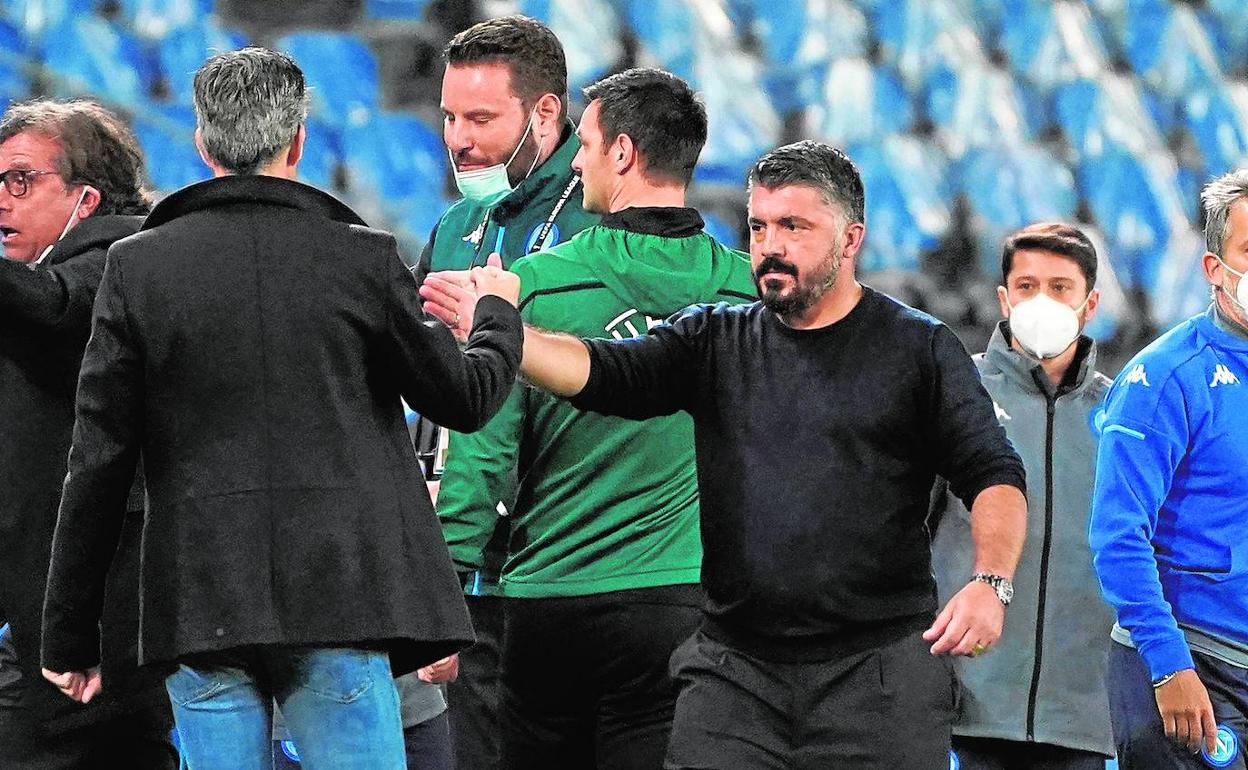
[40,176,521,679]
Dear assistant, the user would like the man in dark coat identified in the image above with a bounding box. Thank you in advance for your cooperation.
[0,99,175,769]
[38,48,523,770]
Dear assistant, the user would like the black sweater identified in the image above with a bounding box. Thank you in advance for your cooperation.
[572,287,1025,661]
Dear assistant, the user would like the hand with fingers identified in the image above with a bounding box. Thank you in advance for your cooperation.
[1154,669,1220,755]
[416,654,459,684]
[42,666,102,704]
[922,579,1004,657]
[420,254,518,342]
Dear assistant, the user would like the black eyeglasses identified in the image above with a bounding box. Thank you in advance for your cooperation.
[0,169,59,198]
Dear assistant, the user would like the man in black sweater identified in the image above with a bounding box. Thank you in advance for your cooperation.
[421,141,1028,769]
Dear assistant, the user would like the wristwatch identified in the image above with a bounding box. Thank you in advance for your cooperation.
[971,573,1014,607]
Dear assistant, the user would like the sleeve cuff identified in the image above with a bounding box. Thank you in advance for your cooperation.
[1139,633,1196,682]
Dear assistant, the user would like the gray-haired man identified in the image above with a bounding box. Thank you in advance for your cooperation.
[38,48,523,770]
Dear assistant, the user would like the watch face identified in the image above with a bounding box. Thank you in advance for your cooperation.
[999,581,1014,604]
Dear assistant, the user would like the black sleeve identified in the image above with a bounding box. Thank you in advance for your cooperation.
[382,243,522,433]
[569,304,709,420]
[0,248,106,339]
[925,325,1026,508]
[42,254,141,672]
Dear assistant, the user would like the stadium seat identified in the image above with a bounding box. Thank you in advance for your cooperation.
[1120,3,1222,106]
[924,62,1035,157]
[612,0,696,81]
[806,59,912,145]
[1180,82,1248,184]
[158,19,247,103]
[131,106,209,193]
[1054,75,1165,160]
[1201,0,1248,67]
[364,0,431,21]
[299,118,342,193]
[117,0,214,39]
[870,0,987,91]
[732,0,868,113]
[1077,145,1190,290]
[41,17,154,107]
[341,110,446,217]
[0,0,95,41]
[847,134,951,272]
[520,0,621,92]
[277,32,378,130]
[999,0,1109,95]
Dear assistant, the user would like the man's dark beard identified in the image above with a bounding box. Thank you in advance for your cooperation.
[754,252,838,319]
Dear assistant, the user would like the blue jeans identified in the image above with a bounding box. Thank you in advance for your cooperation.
[165,646,404,770]
[1109,642,1247,770]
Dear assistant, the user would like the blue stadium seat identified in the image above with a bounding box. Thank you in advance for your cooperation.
[846,134,950,272]
[41,17,154,106]
[299,119,341,193]
[1202,0,1248,64]
[1077,145,1190,291]
[1150,226,1217,328]
[1180,82,1248,183]
[612,0,696,81]
[0,15,29,57]
[870,0,987,90]
[520,0,620,92]
[132,106,209,193]
[701,212,740,250]
[158,19,247,103]
[1121,3,1221,106]
[732,0,868,113]
[806,59,912,145]
[0,19,30,103]
[924,62,1035,156]
[277,32,378,130]
[341,111,446,217]
[0,0,95,41]
[999,0,1109,95]
[956,144,1077,272]
[1054,76,1165,160]
[693,50,780,186]
[364,0,431,21]
[117,0,214,39]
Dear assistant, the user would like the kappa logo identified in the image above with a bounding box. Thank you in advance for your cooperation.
[1210,363,1240,388]
[605,308,663,340]
[1124,364,1150,387]
[992,401,1011,422]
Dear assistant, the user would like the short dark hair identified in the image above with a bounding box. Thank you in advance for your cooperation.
[0,99,152,215]
[193,47,308,175]
[444,15,568,120]
[582,68,706,186]
[1001,222,1098,290]
[747,141,865,225]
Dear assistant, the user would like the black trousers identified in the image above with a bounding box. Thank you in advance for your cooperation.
[664,628,956,770]
[448,594,505,770]
[952,737,1107,770]
[0,701,175,770]
[501,585,702,770]
[1110,642,1247,770]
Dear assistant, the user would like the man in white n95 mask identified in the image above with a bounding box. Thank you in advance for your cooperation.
[932,221,1116,770]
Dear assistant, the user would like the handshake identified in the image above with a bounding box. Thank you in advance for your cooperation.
[419,253,520,341]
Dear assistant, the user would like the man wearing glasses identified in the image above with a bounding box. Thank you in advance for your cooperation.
[0,99,174,769]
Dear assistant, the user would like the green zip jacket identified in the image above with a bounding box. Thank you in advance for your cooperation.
[441,206,757,598]
[423,126,599,596]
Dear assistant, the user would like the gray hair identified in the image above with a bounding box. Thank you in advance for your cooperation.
[1201,169,1248,256]
[192,47,309,175]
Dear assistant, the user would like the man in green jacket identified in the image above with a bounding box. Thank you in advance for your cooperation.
[425,68,755,769]
[413,15,599,770]
[932,222,1114,769]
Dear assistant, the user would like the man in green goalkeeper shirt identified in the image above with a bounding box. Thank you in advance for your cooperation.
[427,68,756,770]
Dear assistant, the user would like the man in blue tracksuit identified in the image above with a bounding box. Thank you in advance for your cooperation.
[1091,170,1248,769]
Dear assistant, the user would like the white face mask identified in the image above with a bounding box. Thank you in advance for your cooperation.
[1005,290,1091,360]
[1217,256,1248,312]
[450,109,541,204]
[36,185,90,264]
